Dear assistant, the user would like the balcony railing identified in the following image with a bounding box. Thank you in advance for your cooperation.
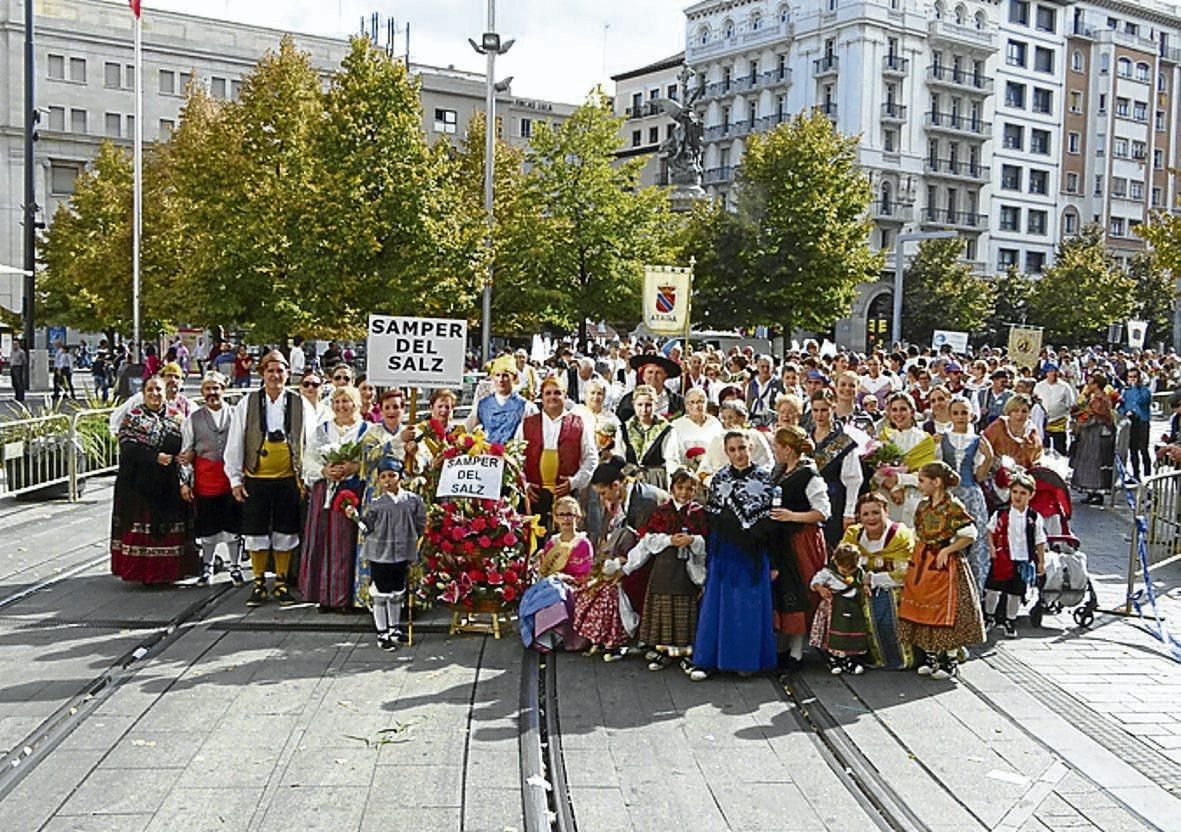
[881,102,908,121]
[922,207,989,229]
[757,112,790,131]
[699,67,793,102]
[928,18,997,51]
[760,67,793,89]
[624,102,661,119]
[924,158,990,181]
[818,102,838,120]
[872,201,915,222]
[927,64,994,93]
[686,21,793,60]
[882,55,909,75]
[813,55,839,76]
[926,110,990,136]
[704,165,735,184]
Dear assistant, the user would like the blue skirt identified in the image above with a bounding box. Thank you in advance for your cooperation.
[692,532,777,673]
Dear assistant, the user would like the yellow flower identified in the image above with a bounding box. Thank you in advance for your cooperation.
[467,429,490,456]
[528,514,547,554]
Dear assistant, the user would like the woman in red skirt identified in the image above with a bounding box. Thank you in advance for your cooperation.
[768,425,831,672]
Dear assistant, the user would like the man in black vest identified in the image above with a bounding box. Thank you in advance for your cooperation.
[224,351,316,606]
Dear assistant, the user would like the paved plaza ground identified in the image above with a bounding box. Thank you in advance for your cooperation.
[0,463,1178,830]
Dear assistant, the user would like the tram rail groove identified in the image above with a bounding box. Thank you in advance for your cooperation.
[0,553,109,613]
[520,651,577,832]
[778,673,933,832]
[0,581,237,803]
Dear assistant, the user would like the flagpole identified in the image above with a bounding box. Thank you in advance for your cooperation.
[132,9,142,360]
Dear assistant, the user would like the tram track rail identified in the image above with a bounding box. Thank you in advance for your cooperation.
[520,650,577,832]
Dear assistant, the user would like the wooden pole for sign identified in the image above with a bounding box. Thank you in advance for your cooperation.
[683,258,695,353]
[405,386,420,476]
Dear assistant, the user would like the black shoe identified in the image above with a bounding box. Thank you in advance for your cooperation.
[983,612,996,632]
[778,655,802,674]
[229,566,246,588]
[390,627,410,645]
[246,582,268,607]
[272,583,296,607]
[1002,619,1017,639]
[377,632,398,652]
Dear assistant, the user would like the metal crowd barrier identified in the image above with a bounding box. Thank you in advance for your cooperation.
[1125,465,1181,614]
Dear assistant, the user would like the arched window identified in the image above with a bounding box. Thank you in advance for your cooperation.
[1136,62,1150,81]
[933,1,945,20]
[954,4,967,25]
[698,24,710,46]
[974,10,986,30]
[779,4,791,23]
[1117,57,1132,77]
[723,18,735,39]
[751,11,763,31]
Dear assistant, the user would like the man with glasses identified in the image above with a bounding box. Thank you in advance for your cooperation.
[179,371,244,586]
[224,351,317,607]
[520,376,598,530]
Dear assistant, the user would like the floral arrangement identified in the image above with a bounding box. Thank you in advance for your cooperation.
[331,490,369,535]
[414,426,536,609]
[683,445,707,472]
[320,440,364,508]
[862,439,906,482]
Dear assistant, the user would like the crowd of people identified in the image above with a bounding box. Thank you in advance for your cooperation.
[103,333,1167,678]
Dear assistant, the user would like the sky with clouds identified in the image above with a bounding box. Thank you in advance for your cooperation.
[141,0,691,103]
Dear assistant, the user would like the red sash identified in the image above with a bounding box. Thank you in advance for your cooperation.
[193,455,231,497]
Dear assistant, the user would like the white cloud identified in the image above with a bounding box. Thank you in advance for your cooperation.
[140,0,688,102]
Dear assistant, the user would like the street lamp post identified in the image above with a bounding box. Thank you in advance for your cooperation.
[22,0,36,351]
[469,1,514,367]
[891,230,958,346]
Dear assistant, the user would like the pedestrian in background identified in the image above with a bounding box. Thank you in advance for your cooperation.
[232,344,254,389]
[9,337,27,402]
[53,340,75,400]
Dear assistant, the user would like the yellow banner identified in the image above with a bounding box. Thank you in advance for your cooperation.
[1007,326,1043,368]
[642,265,692,335]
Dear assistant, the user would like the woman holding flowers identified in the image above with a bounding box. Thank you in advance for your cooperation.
[671,388,724,474]
[299,385,369,610]
[874,393,937,527]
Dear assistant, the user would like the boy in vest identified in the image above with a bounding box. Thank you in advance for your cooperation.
[984,473,1046,638]
[359,458,426,651]
[224,351,317,606]
[180,372,243,586]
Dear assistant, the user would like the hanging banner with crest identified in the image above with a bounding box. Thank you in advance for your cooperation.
[1007,325,1043,368]
[642,265,692,336]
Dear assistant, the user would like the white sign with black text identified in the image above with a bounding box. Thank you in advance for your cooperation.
[435,454,505,500]
[366,315,467,387]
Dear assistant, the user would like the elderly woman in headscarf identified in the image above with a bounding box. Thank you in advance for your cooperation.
[111,375,198,584]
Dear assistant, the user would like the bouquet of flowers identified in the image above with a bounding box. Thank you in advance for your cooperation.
[331,490,369,535]
[684,445,707,473]
[862,438,907,484]
[415,427,533,609]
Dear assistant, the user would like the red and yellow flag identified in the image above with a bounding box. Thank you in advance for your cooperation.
[129,0,141,17]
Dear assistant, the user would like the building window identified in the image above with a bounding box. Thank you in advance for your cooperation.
[1005,82,1026,109]
[1067,132,1080,153]
[104,62,122,89]
[649,88,659,101]
[1069,91,1082,113]
[1001,165,1022,190]
[1029,169,1048,194]
[1032,88,1052,114]
[1033,47,1053,73]
[1130,180,1144,200]
[520,118,532,138]
[779,4,790,23]
[751,10,763,30]
[159,69,176,95]
[231,80,242,101]
[1003,123,1024,150]
[1113,137,1128,157]
[211,77,227,100]
[1071,50,1083,72]
[1117,57,1132,78]
[1136,62,1150,82]
[47,106,65,131]
[159,119,175,140]
[179,72,192,92]
[47,54,65,80]
[1100,54,1110,74]
[1154,149,1165,168]
[1030,128,1050,154]
[1026,252,1046,273]
[126,114,134,135]
[998,248,1019,269]
[1133,101,1147,122]
[1110,217,1125,236]
[667,84,677,100]
[70,108,87,133]
[648,126,659,144]
[1009,0,1029,25]
[1152,187,1162,207]
[1035,5,1056,32]
[1156,110,1166,131]
[1065,172,1079,193]
[723,18,735,39]
[49,163,79,196]
[1000,205,1021,232]
[1159,73,1169,93]
[1094,175,1104,195]
[698,25,710,45]
[125,65,135,89]
[631,129,641,147]
[434,108,457,134]
[1132,140,1146,160]
[1027,210,1047,235]
[104,112,121,138]
[1098,93,1107,113]
[1063,211,1077,233]
[883,128,896,152]
[1006,41,1028,67]
[1115,97,1129,117]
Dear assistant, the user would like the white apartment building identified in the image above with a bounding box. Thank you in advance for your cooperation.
[0,0,574,320]
[611,53,684,188]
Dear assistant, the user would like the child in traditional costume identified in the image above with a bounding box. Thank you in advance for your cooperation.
[622,470,707,671]
[519,496,592,652]
[810,543,869,675]
[985,473,1046,639]
[358,458,426,652]
[573,498,639,660]
[898,461,986,680]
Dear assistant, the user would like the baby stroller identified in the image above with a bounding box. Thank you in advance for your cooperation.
[1025,460,1100,628]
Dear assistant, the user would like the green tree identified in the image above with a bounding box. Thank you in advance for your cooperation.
[1137,212,1181,349]
[679,199,751,330]
[511,93,674,342]
[696,111,881,335]
[900,237,995,346]
[1028,224,1134,345]
[977,265,1034,346]
[1127,251,1175,349]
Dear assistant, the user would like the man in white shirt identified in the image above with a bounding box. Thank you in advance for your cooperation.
[289,336,307,384]
[519,376,597,529]
[1033,363,1074,454]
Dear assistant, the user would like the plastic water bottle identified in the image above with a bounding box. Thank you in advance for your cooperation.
[771,485,782,507]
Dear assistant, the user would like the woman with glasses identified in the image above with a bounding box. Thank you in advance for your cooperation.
[519,496,593,653]
[298,372,323,409]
